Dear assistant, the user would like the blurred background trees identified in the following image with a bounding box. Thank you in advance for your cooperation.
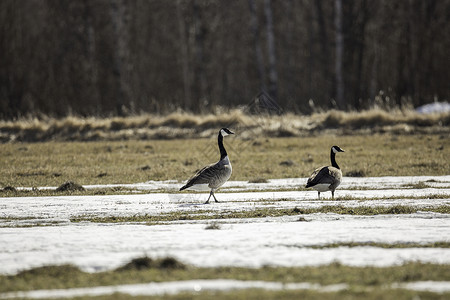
[0,0,448,119]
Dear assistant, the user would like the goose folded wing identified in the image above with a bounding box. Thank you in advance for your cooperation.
[186,162,220,186]
[307,166,335,186]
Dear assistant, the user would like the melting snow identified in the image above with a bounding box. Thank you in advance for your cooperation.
[0,176,449,275]
[1,280,449,299]
[0,280,344,299]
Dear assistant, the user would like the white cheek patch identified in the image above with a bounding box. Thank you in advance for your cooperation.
[332,146,345,153]
[220,129,228,136]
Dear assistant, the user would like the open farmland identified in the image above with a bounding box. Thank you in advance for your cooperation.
[0,114,449,299]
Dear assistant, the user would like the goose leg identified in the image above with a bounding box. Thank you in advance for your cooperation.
[204,192,212,204]
[332,190,335,200]
[317,192,320,200]
[212,192,219,203]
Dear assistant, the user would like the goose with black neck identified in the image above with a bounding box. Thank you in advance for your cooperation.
[180,128,234,204]
[305,145,345,200]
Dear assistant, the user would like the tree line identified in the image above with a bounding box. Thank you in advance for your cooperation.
[0,0,448,119]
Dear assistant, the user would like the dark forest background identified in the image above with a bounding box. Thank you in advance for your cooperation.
[0,0,449,119]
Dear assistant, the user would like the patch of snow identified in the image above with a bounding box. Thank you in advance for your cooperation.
[416,102,450,114]
[1,176,449,275]
[17,176,450,192]
[0,213,449,275]
[0,280,348,299]
[1,188,449,223]
[2,279,449,299]
[393,281,450,293]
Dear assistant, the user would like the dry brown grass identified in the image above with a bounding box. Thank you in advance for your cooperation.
[0,109,448,142]
[320,109,450,129]
[1,260,449,299]
[0,133,448,188]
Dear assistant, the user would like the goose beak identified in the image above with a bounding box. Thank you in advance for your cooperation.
[229,130,235,135]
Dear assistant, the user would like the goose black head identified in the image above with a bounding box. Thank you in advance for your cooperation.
[331,145,345,153]
[220,128,234,137]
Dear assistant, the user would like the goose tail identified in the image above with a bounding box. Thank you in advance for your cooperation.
[180,182,193,191]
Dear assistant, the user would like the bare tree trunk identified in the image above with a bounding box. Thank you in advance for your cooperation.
[192,1,208,112]
[409,0,435,107]
[283,0,295,106]
[314,0,328,72]
[264,0,278,100]
[109,0,130,116]
[307,2,314,101]
[421,0,438,105]
[248,0,266,93]
[354,0,368,109]
[82,0,100,115]
[369,46,379,103]
[407,0,417,107]
[334,0,345,109]
[369,2,384,103]
[313,0,331,108]
[176,0,191,111]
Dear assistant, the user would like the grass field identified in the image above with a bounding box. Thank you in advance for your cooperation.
[1,261,450,299]
[0,134,448,192]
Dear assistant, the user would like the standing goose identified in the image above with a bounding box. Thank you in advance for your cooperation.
[180,128,234,204]
[305,145,345,200]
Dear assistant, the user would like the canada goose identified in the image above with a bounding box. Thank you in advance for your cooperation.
[305,145,345,200]
[180,128,234,204]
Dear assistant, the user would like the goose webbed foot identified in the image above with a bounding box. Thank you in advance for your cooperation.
[204,193,212,204]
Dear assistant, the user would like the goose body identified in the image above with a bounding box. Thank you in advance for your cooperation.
[180,128,234,204]
[306,145,344,199]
